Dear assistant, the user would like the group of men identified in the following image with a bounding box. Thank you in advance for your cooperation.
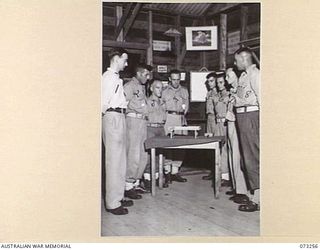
[202,47,260,212]
[102,48,189,215]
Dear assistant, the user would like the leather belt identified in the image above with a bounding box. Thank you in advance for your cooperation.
[105,107,126,114]
[167,110,184,115]
[126,112,147,120]
[147,123,165,128]
[236,106,259,113]
[216,118,226,123]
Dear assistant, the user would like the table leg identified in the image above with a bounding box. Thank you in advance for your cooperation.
[159,153,163,189]
[214,142,221,199]
[151,148,156,196]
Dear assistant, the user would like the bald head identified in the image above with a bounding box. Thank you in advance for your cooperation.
[235,47,253,70]
[150,80,163,98]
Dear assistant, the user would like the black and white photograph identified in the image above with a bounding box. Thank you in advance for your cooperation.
[101,2,261,237]
[186,26,218,50]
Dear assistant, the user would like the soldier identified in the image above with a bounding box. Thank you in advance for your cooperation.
[143,80,171,190]
[101,48,132,215]
[231,47,260,212]
[162,69,189,182]
[202,72,218,181]
[124,63,151,200]
[225,68,250,204]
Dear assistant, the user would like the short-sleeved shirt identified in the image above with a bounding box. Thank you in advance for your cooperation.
[162,85,189,113]
[147,95,166,124]
[234,64,260,107]
[206,89,217,114]
[101,68,127,113]
[124,77,148,115]
[213,90,230,119]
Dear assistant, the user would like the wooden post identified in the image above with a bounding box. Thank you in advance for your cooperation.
[159,154,163,189]
[200,18,206,68]
[240,5,248,41]
[115,6,123,41]
[114,3,133,41]
[219,14,227,70]
[123,3,142,39]
[151,148,156,196]
[175,15,181,70]
[147,10,153,66]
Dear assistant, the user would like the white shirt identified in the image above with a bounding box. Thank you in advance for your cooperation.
[101,67,127,113]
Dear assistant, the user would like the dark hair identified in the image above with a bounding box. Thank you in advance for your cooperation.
[206,72,215,79]
[169,69,180,75]
[215,71,232,91]
[235,46,252,55]
[134,63,149,74]
[108,47,128,61]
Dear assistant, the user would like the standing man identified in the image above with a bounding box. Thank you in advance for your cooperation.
[232,47,260,212]
[202,72,218,181]
[143,80,171,190]
[102,48,132,215]
[124,63,151,200]
[162,69,189,182]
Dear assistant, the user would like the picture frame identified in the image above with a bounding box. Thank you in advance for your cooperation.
[185,26,218,51]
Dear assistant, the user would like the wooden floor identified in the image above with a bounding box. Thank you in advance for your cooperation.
[101,170,259,236]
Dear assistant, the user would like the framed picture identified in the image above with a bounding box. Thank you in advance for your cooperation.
[190,71,214,102]
[186,26,218,51]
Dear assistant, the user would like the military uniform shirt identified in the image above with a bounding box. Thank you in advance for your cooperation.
[162,85,189,113]
[124,77,148,115]
[234,64,260,107]
[147,95,166,124]
[213,91,230,119]
[206,89,217,114]
[101,67,127,113]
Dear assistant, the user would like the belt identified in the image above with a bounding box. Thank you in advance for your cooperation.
[106,107,126,114]
[167,110,184,115]
[236,106,259,113]
[126,112,147,120]
[147,123,165,128]
[216,118,226,123]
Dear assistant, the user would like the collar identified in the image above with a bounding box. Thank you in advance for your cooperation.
[169,84,181,91]
[107,67,119,75]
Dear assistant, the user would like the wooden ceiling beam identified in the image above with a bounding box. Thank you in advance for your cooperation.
[103,40,149,50]
[114,3,133,40]
[123,3,143,39]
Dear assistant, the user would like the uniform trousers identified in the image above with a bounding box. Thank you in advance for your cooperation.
[227,121,248,194]
[235,111,260,190]
[213,121,228,175]
[207,113,216,134]
[102,112,126,209]
[126,117,148,186]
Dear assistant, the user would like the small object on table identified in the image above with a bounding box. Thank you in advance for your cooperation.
[169,126,201,138]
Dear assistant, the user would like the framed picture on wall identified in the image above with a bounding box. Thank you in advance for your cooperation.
[186,26,218,51]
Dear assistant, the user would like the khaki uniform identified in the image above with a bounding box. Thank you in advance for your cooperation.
[124,77,148,190]
[234,64,260,192]
[162,85,189,135]
[101,68,127,209]
[162,84,189,173]
[206,89,217,134]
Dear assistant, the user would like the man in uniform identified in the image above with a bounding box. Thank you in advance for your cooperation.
[102,48,132,215]
[162,69,189,182]
[143,80,171,190]
[202,72,218,181]
[231,47,260,212]
[124,63,151,200]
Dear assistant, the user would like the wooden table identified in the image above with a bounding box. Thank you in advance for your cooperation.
[144,136,224,199]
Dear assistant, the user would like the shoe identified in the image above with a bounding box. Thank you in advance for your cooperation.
[202,173,213,180]
[143,180,151,192]
[135,185,148,194]
[171,174,187,182]
[156,179,169,188]
[121,199,133,207]
[106,206,128,215]
[165,173,172,184]
[230,194,250,204]
[226,190,236,195]
[238,201,260,212]
[124,189,142,200]
[221,179,231,187]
